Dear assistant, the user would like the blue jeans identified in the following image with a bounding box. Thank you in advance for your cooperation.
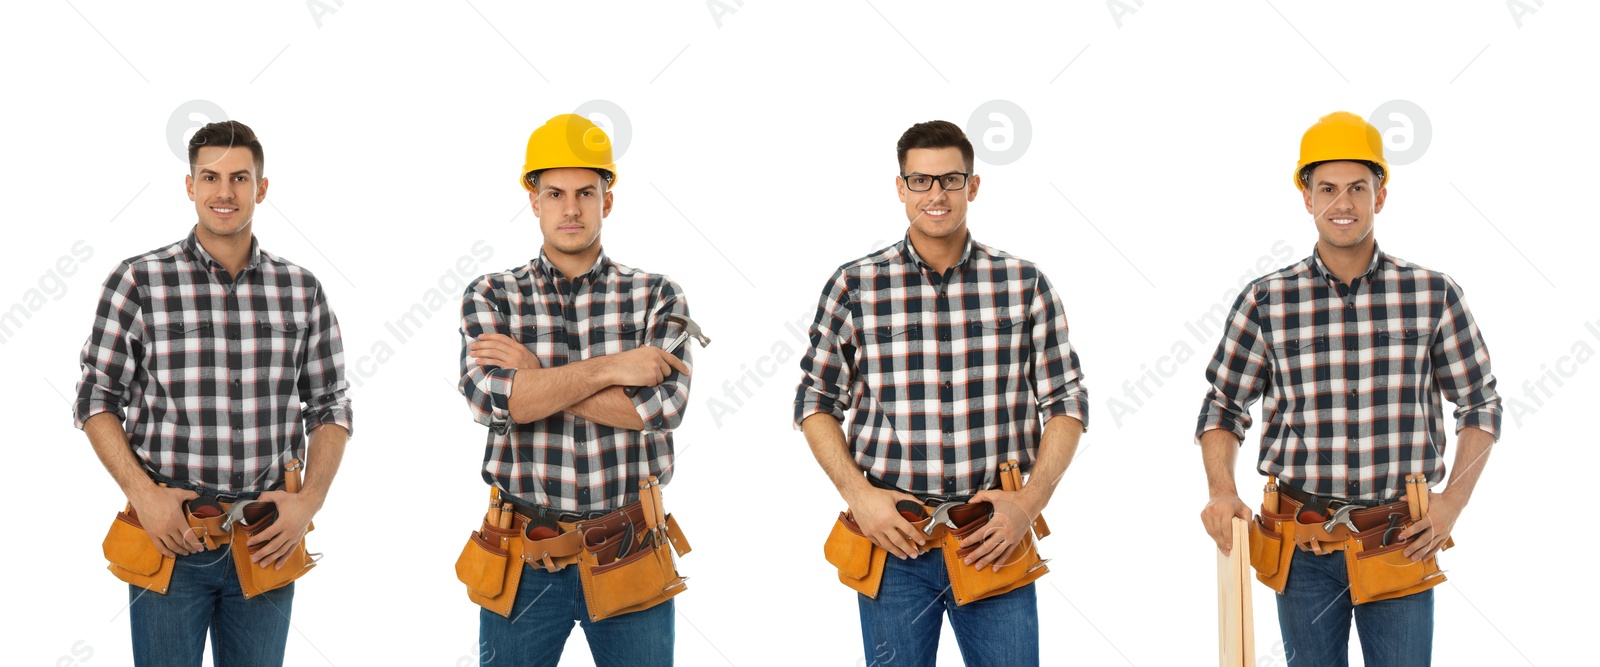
[1276,548,1433,667]
[128,548,295,667]
[479,562,675,666]
[857,548,1039,667]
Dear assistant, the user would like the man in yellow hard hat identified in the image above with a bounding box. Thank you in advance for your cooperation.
[455,113,694,665]
[1195,111,1502,666]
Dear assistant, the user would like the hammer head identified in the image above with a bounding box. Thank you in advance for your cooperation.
[667,313,711,347]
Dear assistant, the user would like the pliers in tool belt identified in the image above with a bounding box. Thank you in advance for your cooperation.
[1381,513,1406,547]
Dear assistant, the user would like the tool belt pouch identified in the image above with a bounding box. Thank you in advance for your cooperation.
[230,503,315,598]
[456,512,524,618]
[576,494,690,622]
[941,502,1048,606]
[1343,505,1446,605]
[1248,506,1297,594]
[186,511,229,551]
[824,510,891,598]
[102,505,177,594]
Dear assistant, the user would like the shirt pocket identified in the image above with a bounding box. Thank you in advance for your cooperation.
[858,324,922,379]
[965,315,1025,365]
[591,319,647,359]
[256,316,309,387]
[1271,335,1331,405]
[1374,327,1429,387]
[147,316,215,382]
[516,314,566,367]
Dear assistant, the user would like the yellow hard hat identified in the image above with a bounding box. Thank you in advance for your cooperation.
[1294,111,1388,191]
[521,113,617,191]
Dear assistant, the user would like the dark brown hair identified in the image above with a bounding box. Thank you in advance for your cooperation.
[896,120,974,174]
[188,120,264,177]
[1299,160,1384,189]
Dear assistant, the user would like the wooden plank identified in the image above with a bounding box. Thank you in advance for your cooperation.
[1218,516,1255,666]
[1236,516,1255,665]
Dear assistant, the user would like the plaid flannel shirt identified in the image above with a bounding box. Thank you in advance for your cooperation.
[74,230,353,494]
[1195,246,1501,501]
[794,234,1090,496]
[458,250,691,512]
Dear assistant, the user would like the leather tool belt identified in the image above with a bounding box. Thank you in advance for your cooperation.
[823,459,1049,606]
[1247,476,1451,605]
[456,476,691,621]
[101,494,318,599]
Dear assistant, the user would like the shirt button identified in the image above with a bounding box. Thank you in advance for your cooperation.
[943,381,952,388]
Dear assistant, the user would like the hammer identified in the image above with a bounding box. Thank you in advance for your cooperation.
[624,313,710,397]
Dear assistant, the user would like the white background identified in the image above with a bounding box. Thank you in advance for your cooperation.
[2,1,1595,665]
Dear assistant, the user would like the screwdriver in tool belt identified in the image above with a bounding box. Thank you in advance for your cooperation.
[488,488,502,527]
[285,459,302,493]
[1405,474,1422,521]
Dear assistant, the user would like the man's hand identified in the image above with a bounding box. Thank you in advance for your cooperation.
[129,485,201,558]
[960,489,1039,572]
[246,490,321,570]
[844,486,926,560]
[1201,492,1253,556]
[469,332,541,370]
[1399,490,1463,562]
[598,346,690,387]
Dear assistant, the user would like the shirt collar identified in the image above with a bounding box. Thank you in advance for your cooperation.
[183,227,262,273]
[1310,243,1385,284]
[898,232,976,272]
[535,247,609,281]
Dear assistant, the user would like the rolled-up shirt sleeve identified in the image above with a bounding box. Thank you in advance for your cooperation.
[629,278,693,433]
[459,275,516,429]
[74,262,143,429]
[1028,272,1089,429]
[1432,277,1501,439]
[794,268,857,428]
[1195,287,1271,445]
[297,280,353,436]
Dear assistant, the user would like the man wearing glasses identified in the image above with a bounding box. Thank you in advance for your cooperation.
[795,120,1090,666]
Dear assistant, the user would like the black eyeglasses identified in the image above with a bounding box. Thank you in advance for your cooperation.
[900,172,971,192]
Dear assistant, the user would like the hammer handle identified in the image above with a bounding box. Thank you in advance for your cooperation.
[661,332,690,354]
[622,334,691,397]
